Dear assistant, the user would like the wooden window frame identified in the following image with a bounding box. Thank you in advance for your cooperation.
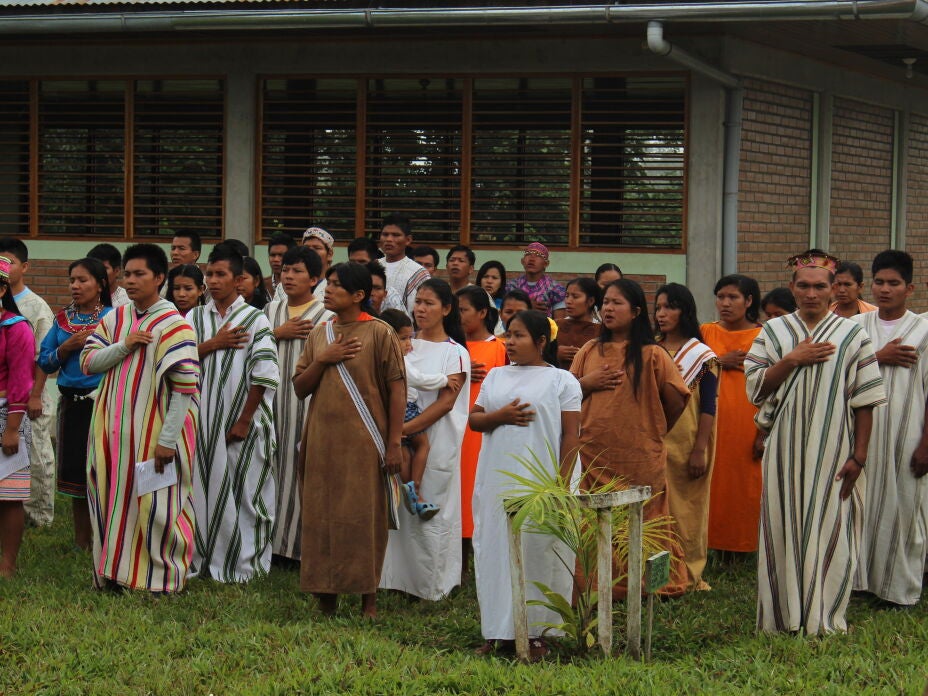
[15,75,226,241]
[257,71,688,254]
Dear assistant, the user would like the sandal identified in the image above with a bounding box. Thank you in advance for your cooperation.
[415,501,440,521]
[528,638,549,662]
[401,481,418,515]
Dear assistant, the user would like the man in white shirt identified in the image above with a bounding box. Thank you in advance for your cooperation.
[378,214,430,317]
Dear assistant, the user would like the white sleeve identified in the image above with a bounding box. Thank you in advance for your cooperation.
[405,358,449,391]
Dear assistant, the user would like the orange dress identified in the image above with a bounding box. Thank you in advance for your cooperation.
[701,322,763,552]
[461,336,508,538]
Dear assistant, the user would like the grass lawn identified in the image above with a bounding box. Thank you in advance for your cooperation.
[2,502,926,695]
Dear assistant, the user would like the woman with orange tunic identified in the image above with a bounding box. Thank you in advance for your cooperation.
[701,274,764,554]
[456,286,507,577]
[571,279,690,597]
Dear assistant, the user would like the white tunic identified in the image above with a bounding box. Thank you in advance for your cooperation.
[378,257,430,317]
[472,365,582,640]
[379,337,470,599]
[853,310,928,605]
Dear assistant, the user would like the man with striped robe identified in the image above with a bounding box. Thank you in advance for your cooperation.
[189,243,279,583]
[853,250,928,607]
[82,243,200,593]
[745,251,886,634]
[265,246,332,562]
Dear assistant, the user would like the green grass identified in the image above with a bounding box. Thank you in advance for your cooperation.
[2,501,926,695]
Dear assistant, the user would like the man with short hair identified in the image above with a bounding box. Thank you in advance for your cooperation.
[852,249,928,607]
[81,243,200,593]
[302,227,335,302]
[412,245,439,275]
[378,214,430,317]
[267,232,296,302]
[0,237,55,528]
[188,242,279,583]
[745,249,886,634]
[347,236,381,265]
[505,242,567,320]
[446,245,475,294]
[170,231,201,268]
[265,246,333,563]
[87,243,130,307]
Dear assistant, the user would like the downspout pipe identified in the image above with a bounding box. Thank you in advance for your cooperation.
[647,21,742,275]
[2,0,928,34]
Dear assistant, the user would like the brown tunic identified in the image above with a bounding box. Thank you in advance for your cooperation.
[296,316,405,594]
[570,341,691,596]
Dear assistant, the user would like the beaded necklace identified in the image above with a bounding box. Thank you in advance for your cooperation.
[59,301,103,334]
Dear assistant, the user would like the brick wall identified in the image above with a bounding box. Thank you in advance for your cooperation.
[23,258,71,311]
[906,113,928,314]
[828,98,894,271]
[737,78,814,293]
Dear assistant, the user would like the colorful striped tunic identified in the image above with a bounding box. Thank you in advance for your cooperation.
[853,310,928,606]
[188,296,279,582]
[745,311,886,634]
[264,297,333,560]
[81,300,200,592]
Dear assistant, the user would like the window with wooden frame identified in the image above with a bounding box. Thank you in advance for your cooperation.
[258,73,686,250]
[0,78,224,240]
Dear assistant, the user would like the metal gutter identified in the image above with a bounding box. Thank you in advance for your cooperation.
[1,0,928,34]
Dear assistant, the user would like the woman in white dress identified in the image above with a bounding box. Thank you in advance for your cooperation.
[468,310,582,659]
[379,279,470,600]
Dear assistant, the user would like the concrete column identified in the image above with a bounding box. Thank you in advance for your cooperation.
[893,109,909,249]
[686,73,725,320]
[813,91,833,251]
[223,72,257,250]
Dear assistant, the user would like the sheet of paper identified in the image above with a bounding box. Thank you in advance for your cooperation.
[0,446,29,481]
[135,458,178,496]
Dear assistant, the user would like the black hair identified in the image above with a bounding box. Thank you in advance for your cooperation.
[165,264,206,308]
[872,249,914,285]
[366,260,387,286]
[834,261,864,285]
[242,257,271,310]
[509,309,557,365]
[417,278,467,349]
[761,287,796,314]
[566,277,602,312]
[224,239,250,259]
[282,246,323,278]
[382,213,412,237]
[476,260,507,300]
[87,243,122,271]
[447,244,476,266]
[123,243,169,287]
[207,241,244,277]
[594,263,622,282]
[267,232,297,251]
[173,230,202,253]
[326,262,374,311]
[68,257,113,308]
[502,289,532,308]
[411,245,439,269]
[347,236,382,261]
[0,278,20,315]
[600,279,655,398]
[0,237,28,263]
[713,274,761,324]
[379,308,412,332]
[456,284,498,335]
[654,282,702,343]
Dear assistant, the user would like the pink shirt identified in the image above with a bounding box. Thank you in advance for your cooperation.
[0,312,35,413]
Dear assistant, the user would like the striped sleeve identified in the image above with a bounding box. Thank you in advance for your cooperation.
[157,317,200,396]
[245,311,280,391]
[848,329,887,410]
[744,326,772,407]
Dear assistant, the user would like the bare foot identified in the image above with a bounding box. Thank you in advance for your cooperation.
[0,565,15,579]
[361,593,377,619]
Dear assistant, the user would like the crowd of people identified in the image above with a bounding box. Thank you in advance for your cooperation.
[0,218,925,655]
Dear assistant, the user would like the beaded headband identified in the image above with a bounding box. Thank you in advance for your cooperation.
[0,255,10,282]
[786,252,839,274]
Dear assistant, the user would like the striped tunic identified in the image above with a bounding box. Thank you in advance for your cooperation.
[189,296,279,583]
[853,310,928,606]
[264,297,333,560]
[745,311,886,634]
[81,300,200,592]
